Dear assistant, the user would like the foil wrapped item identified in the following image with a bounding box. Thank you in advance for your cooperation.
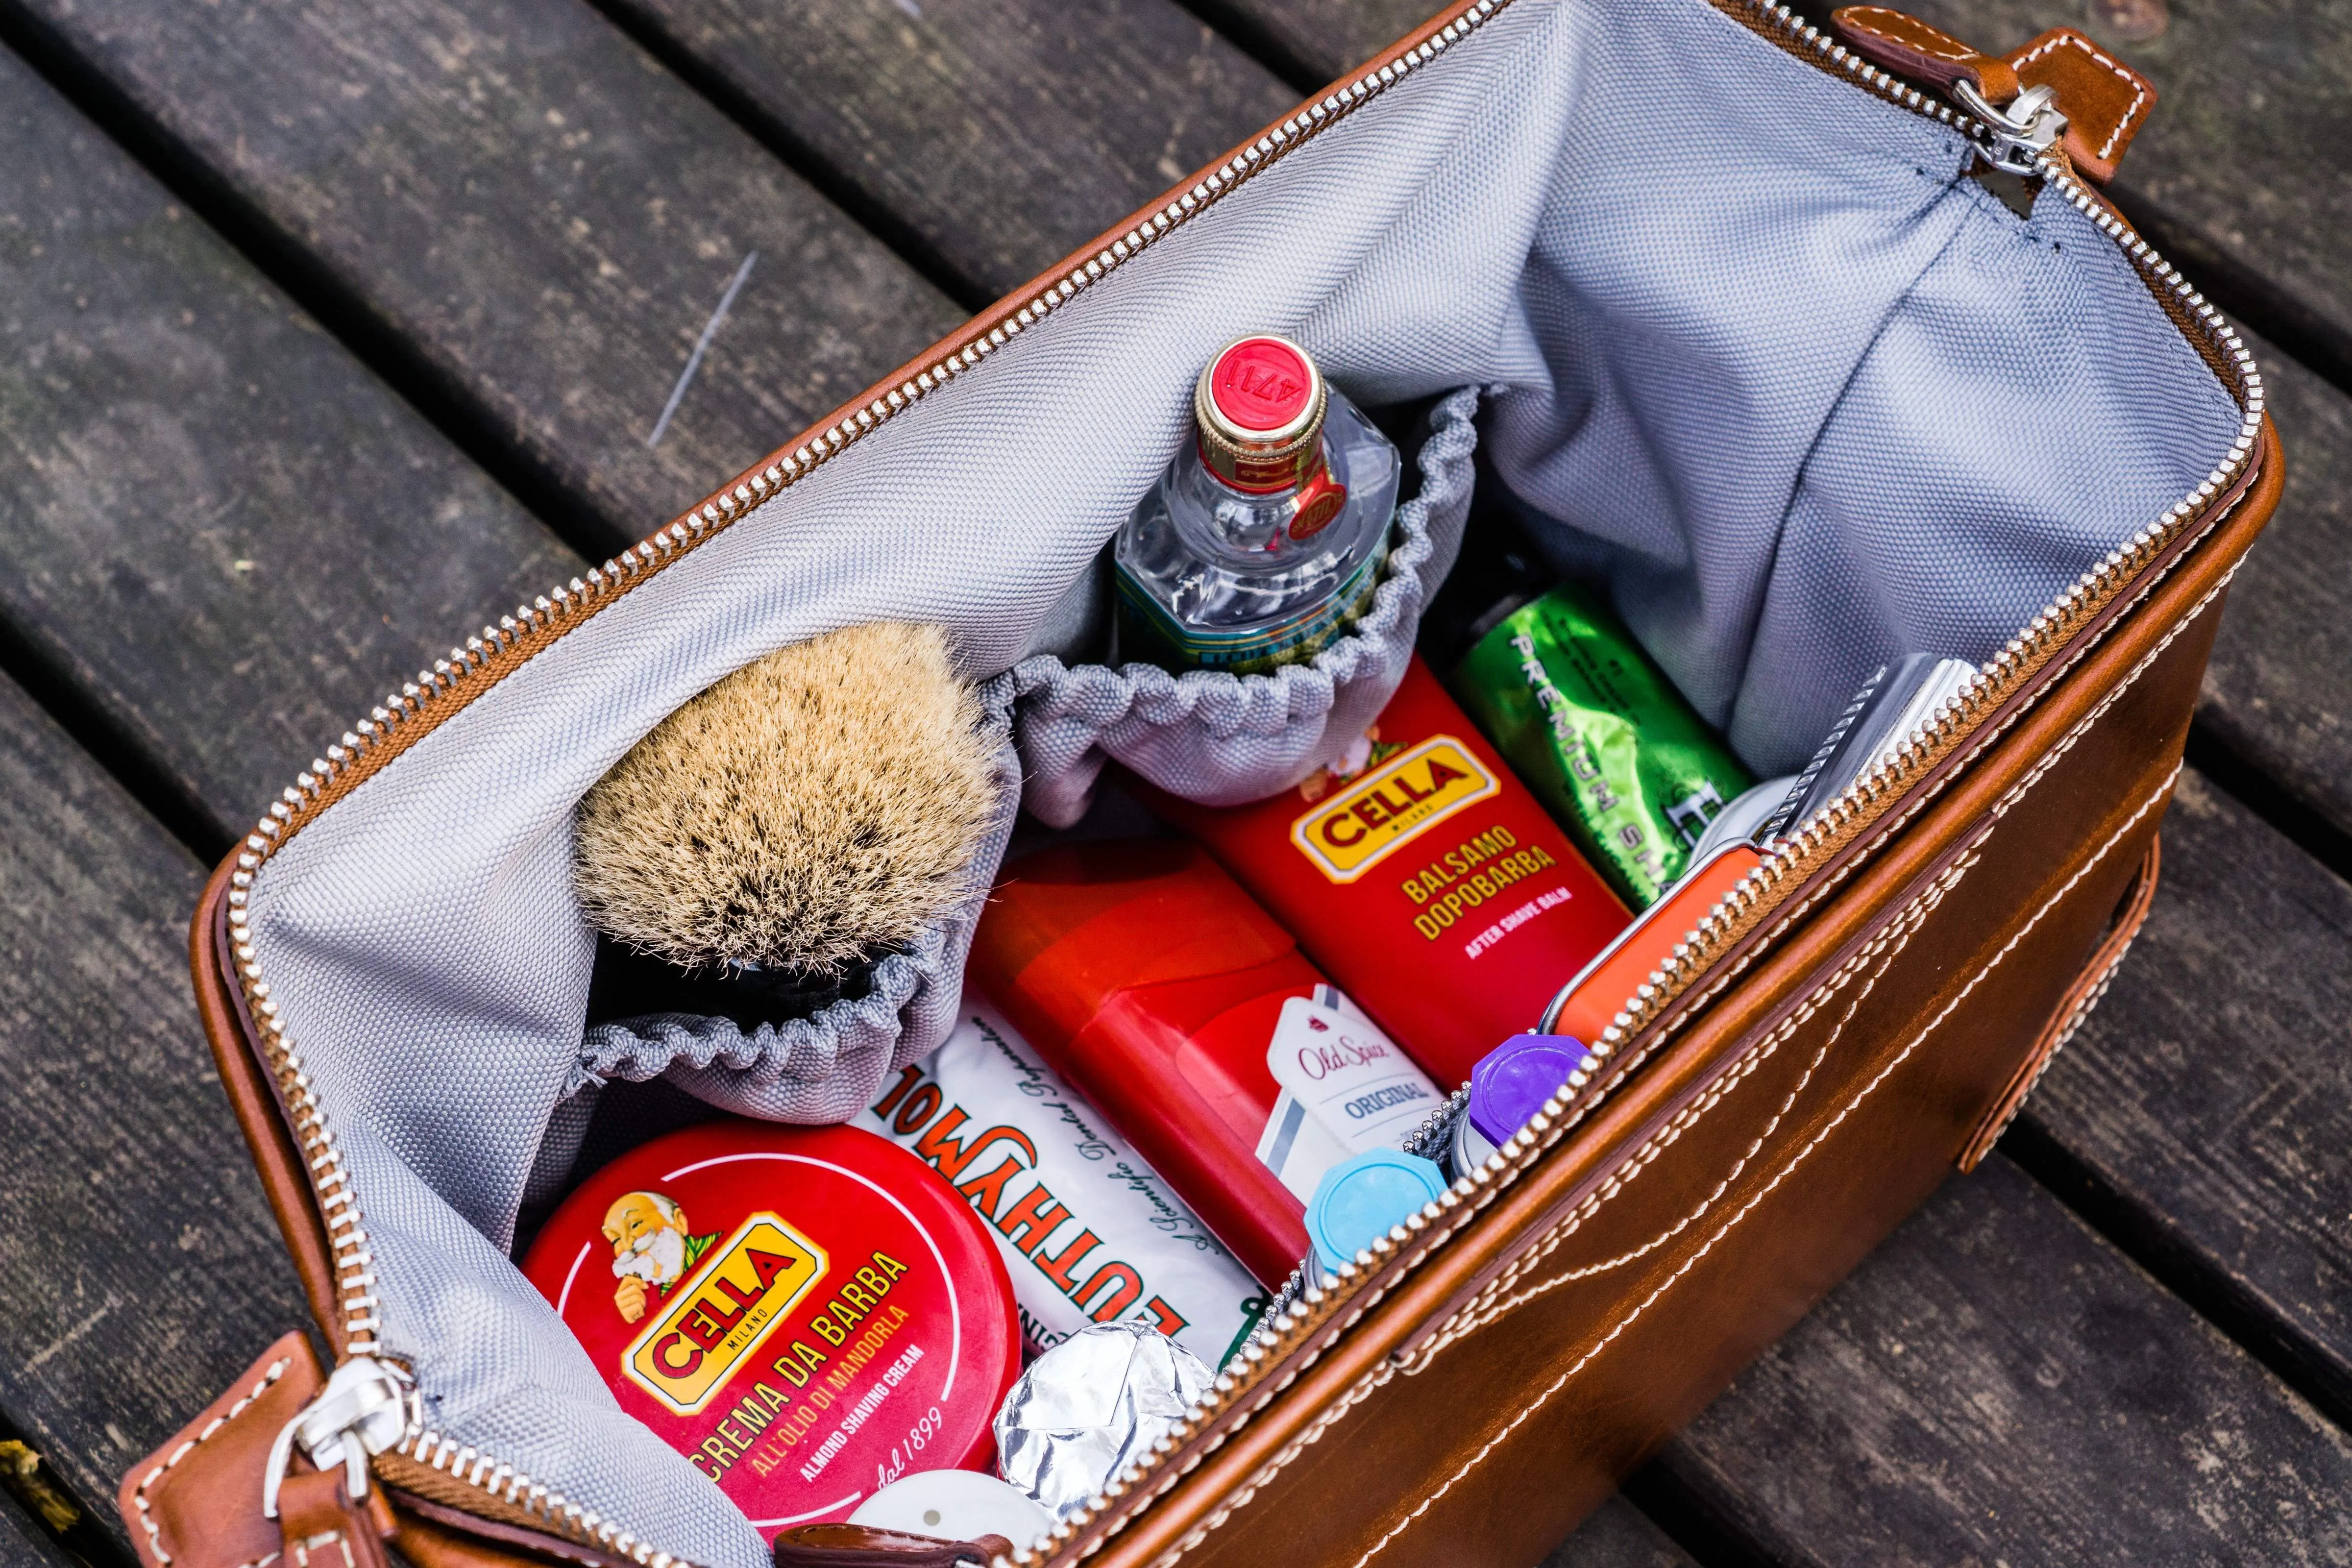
[995,1321,1215,1522]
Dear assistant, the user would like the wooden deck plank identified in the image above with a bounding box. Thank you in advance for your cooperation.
[1,0,965,551]
[0,670,309,1558]
[1187,0,1430,85]
[595,0,1298,305]
[1545,1496,1695,1568]
[0,43,581,848]
[0,1494,72,1568]
[2195,328,2352,840]
[1659,1153,2352,1567]
[1901,0,2352,375]
[2008,767,2352,1418]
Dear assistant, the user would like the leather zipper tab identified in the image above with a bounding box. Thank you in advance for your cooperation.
[2004,26,2157,184]
[1831,6,2156,185]
[1833,6,2021,100]
[772,1524,1016,1567]
[275,1471,394,1568]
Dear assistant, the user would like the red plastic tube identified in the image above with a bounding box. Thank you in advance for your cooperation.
[966,839,1319,1288]
[1133,656,1631,1085]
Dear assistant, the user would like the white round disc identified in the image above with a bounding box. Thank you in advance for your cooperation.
[848,1470,1054,1552]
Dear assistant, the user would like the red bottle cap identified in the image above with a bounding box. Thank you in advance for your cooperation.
[521,1121,1021,1540]
[1207,338,1315,433]
[1193,335,1329,494]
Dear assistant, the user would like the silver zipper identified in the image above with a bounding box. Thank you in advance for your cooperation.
[1954,78,2067,174]
[261,1356,413,1519]
[221,0,2264,1560]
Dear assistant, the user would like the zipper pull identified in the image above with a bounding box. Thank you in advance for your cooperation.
[1831,7,2157,186]
[260,1356,414,1520]
[1832,7,2065,174]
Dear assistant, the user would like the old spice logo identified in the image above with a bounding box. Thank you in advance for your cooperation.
[1289,736,1498,883]
[1294,1032,1391,1081]
[1307,1016,1329,1032]
[623,1212,829,1417]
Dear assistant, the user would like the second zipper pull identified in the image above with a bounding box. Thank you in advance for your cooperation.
[1830,6,2157,186]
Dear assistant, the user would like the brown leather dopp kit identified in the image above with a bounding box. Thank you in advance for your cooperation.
[122,6,2263,1568]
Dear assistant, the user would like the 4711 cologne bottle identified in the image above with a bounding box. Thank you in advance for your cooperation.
[1115,335,1401,675]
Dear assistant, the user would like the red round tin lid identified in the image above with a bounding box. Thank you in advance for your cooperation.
[521,1120,1021,1539]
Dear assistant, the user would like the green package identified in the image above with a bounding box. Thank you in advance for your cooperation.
[1449,582,1752,909]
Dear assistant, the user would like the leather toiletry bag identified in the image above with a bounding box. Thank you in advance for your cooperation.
[120,2,2278,1568]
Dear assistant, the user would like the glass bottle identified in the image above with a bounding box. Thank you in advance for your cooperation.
[1115,335,1401,675]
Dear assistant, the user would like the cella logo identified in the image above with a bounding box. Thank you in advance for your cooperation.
[623,1213,828,1416]
[1289,737,1497,882]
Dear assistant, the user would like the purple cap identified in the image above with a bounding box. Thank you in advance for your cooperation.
[1468,1034,1588,1149]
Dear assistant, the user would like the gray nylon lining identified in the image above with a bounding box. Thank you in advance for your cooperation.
[1013,384,1483,827]
[240,1,2241,1562]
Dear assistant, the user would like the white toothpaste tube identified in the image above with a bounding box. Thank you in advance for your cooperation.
[858,989,1270,1369]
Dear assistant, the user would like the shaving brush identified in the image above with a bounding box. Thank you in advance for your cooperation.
[575,621,1000,1030]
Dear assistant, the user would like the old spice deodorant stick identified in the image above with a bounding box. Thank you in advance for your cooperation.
[521,1121,1020,1539]
[968,839,1439,1288]
[1133,656,1631,1084]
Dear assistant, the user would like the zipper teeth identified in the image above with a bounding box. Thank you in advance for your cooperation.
[1013,11,2267,1564]
[220,0,2266,1556]
[221,1,1512,1556]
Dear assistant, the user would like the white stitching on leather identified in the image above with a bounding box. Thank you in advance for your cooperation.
[131,1355,294,1567]
[1399,891,1925,1368]
[1843,8,1975,65]
[1619,538,2237,1084]
[288,1527,356,1568]
[1297,532,2244,1358]
[1143,562,2230,1568]
[1378,559,2226,1364]
[1972,915,2141,1161]
[1393,563,2229,1367]
[2015,31,2148,159]
[1341,764,2177,1568]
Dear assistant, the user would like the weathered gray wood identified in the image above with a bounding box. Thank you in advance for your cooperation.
[1190,0,1435,85]
[2194,328,2352,839]
[0,44,580,848]
[0,671,310,1558]
[0,1493,73,1568]
[1544,1496,1696,1568]
[3,0,965,551]
[1901,0,2352,376]
[2007,767,2352,1416]
[597,0,1298,305]
[1661,1153,2352,1567]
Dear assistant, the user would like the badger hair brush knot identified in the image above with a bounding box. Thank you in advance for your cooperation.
[574,621,998,986]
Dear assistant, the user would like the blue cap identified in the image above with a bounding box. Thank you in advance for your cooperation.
[1468,1034,1587,1150]
[1305,1150,1449,1275]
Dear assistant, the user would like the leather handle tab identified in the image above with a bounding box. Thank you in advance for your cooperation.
[2008,27,2156,184]
[119,1330,329,1568]
[1833,7,2021,103]
[1960,833,2160,1171]
[773,1524,1016,1568]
